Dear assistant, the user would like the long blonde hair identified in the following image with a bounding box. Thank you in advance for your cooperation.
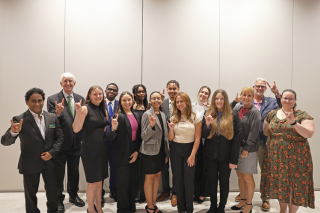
[172,92,195,123]
[205,89,234,140]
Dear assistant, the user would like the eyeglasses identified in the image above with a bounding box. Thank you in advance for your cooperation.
[282,97,295,102]
[254,85,266,89]
[107,88,118,92]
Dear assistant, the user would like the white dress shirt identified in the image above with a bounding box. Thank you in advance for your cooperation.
[106,99,116,112]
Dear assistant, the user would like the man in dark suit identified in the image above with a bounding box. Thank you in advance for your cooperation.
[157,80,180,207]
[47,72,85,212]
[1,88,64,213]
[101,83,119,204]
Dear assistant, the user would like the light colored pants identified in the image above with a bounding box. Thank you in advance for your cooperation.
[258,144,270,202]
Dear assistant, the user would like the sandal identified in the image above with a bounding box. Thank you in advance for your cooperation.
[240,203,252,213]
[231,199,246,210]
[154,205,163,213]
[145,205,156,213]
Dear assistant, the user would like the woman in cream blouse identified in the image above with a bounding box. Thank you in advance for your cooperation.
[167,92,202,213]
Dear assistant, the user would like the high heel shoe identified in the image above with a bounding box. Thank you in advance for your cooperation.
[145,205,156,213]
[231,199,246,210]
[154,205,163,213]
[240,203,252,213]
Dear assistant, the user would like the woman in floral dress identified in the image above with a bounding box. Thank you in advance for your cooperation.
[261,89,315,213]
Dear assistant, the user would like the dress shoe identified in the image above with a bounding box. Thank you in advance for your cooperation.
[197,197,205,204]
[171,195,177,207]
[231,199,246,210]
[139,198,146,203]
[240,203,252,213]
[216,206,225,213]
[109,193,117,202]
[261,201,270,211]
[101,196,105,207]
[156,191,170,202]
[58,202,65,213]
[235,193,241,202]
[69,194,85,207]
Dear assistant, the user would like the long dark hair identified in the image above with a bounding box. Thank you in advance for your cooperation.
[116,91,134,114]
[148,91,163,112]
[84,85,107,118]
[279,89,297,110]
[132,84,148,109]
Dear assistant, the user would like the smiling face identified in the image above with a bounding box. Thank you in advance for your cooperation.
[150,93,162,110]
[89,88,104,106]
[167,83,180,100]
[26,93,44,114]
[253,80,267,97]
[121,94,133,111]
[281,91,296,110]
[241,91,253,108]
[198,88,210,102]
[137,86,146,101]
[60,76,75,95]
[175,96,186,113]
[105,85,118,101]
[215,92,225,111]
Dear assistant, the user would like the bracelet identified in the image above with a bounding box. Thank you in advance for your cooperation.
[191,154,195,157]
[290,120,297,126]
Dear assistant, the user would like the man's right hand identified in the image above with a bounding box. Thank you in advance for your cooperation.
[55,98,65,116]
[11,119,23,133]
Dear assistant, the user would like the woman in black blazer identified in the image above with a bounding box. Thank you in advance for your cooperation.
[107,91,142,213]
[202,89,241,213]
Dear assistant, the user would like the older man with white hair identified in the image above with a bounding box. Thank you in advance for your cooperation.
[233,77,281,211]
[47,72,85,212]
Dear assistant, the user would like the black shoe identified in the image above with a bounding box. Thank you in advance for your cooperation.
[206,207,217,213]
[109,193,117,202]
[139,198,146,204]
[154,205,163,213]
[69,194,85,207]
[231,199,246,210]
[197,197,205,204]
[145,205,155,213]
[240,203,252,213]
[101,196,105,207]
[216,206,225,213]
[58,202,65,213]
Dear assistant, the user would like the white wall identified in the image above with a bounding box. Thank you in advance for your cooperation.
[0,0,320,192]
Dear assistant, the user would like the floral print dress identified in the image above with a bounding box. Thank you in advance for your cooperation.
[260,109,315,208]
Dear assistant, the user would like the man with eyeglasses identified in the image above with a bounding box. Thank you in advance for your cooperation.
[233,77,281,211]
[101,83,119,205]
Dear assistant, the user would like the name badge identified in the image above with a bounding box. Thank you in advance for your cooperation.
[49,124,55,128]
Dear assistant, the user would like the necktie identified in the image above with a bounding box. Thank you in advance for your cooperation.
[108,102,113,118]
[68,95,74,118]
[169,101,173,118]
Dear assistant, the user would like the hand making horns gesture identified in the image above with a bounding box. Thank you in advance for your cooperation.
[203,111,214,127]
[235,93,242,103]
[11,119,23,133]
[282,108,295,124]
[147,112,157,128]
[267,81,279,95]
[111,114,119,131]
[55,98,65,116]
[74,99,82,114]
[160,89,165,101]
[167,117,175,130]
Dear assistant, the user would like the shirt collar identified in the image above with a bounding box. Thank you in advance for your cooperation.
[29,109,44,118]
[106,99,115,106]
[254,99,263,104]
[63,90,74,99]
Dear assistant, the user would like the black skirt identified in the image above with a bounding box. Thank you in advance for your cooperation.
[141,148,165,175]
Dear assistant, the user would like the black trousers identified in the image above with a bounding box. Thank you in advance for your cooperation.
[206,157,231,212]
[161,143,176,194]
[23,168,58,213]
[116,160,139,213]
[137,154,145,199]
[56,146,81,202]
[194,142,209,198]
[171,142,195,213]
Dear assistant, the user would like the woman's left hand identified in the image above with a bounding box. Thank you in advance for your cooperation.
[229,163,237,169]
[241,150,248,159]
[282,108,295,124]
[187,155,195,167]
[165,158,168,164]
[129,151,138,163]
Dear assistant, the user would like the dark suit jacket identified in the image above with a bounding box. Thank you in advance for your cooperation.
[47,90,84,150]
[107,111,141,166]
[1,110,64,174]
[201,110,241,165]
[162,98,170,121]
[104,99,119,138]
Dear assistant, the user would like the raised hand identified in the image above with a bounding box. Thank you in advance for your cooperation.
[55,98,65,116]
[235,93,242,103]
[205,100,210,107]
[203,111,214,127]
[160,89,165,101]
[282,108,295,124]
[267,81,279,95]
[111,114,119,131]
[167,117,175,130]
[148,112,157,128]
[74,99,82,114]
[10,119,23,133]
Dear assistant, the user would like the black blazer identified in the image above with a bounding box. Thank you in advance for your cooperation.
[162,98,170,121]
[1,110,64,174]
[202,110,241,165]
[47,90,84,149]
[107,111,141,166]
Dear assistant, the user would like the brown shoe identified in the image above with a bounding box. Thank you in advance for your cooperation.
[261,201,270,211]
[156,191,170,202]
[171,195,177,207]
[235,193,241,202]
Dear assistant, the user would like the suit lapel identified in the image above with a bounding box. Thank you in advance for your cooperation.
[122,111,133,143]
[61,90,74,119]
[25,110,44,141]
[260,96,267,114]
[114,100,119,114]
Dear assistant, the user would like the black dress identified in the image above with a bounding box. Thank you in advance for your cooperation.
[141,113,166,175]
[81,102,109,183]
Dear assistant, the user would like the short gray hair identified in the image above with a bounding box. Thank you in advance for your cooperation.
[254,77,267,86]
[60,72,76,83]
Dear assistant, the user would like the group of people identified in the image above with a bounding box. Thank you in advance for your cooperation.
[1,72,315,213]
